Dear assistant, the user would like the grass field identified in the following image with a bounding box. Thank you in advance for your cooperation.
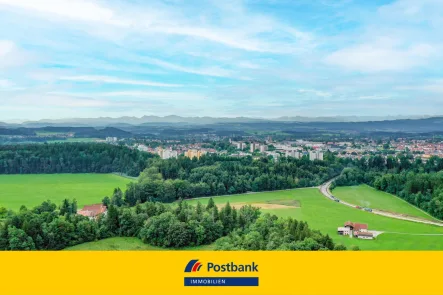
[332,185,438,221]
[65,237,163,251]
[186,188,443,250]
[0,174,131,211]
[64,237,215,251]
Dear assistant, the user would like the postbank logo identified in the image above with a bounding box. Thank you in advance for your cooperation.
[183,259,259,287]
[184,259,203,272]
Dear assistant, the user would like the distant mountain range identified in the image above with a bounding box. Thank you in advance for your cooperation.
[2,116,443,137]
[4,114,436,127]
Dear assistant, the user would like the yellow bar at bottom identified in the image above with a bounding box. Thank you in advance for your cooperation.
[0,251,440,295]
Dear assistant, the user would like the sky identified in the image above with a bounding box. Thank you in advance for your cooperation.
[1,0,443,121]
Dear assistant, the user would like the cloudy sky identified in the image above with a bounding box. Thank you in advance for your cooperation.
[1,0,443,121]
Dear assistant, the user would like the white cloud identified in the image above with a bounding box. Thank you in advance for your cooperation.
[51,90,207,101]
[4,93,111,108]
[0,40,28,68]
[0,40,14,56]
[0,0,313,53]
[236,61,261,69]
[297,88,331,98]
[59,75,183,87]
[355,95,392,100]
[0,0,127,26]
[399,79,443,94]
[2,0,442,120]
[96,90,206,100]
[323,0,443,73]
[0,79,12,88]
[140,57,233,78]
[378,0,443,23]
[149,26,280,53]
[325,40,435,72]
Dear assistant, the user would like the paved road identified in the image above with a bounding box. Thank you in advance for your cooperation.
[319,179,443,227]
[385,232,443,236]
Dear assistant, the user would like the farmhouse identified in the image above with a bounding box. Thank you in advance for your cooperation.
[77,204,107,219]
[338,221,374,239]
[337,227,351,236]
[344,221,368,232]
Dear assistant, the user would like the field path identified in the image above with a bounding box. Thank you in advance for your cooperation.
[319,179,443,227]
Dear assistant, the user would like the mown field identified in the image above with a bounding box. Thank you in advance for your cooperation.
[186,188,443,250]
[0,174,131,211]
[65,237,215,251]
[332,185,437,221]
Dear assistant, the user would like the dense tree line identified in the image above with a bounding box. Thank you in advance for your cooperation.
[122,153,345,205]
[214,214,348,251]
[0,198,343,251]
[0,143,154,176]
[332,155,443,219]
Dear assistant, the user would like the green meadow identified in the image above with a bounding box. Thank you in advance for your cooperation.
[332,185,438,221]
[4,173,442,250]
[186,188,443,250]
[65,237,163,251]
[64,237,214,251]
[0,174,131,211]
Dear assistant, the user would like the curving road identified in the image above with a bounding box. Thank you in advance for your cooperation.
[319,178,443,227]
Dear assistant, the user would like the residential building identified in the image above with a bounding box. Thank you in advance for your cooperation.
[309,150,324,161]
[285,150,301,159]
[158,147,178,159]
[259,145,268,153]
[337,227,352,236]
[185,149,206,159]
[237,142,246,150]
[231,141,246,150]
[340,221,375,239]
[250,143,259,153]
[344,221,368,232]
[77,204,107,220]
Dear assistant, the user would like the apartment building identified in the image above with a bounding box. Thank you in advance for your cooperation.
[309,150,324,161]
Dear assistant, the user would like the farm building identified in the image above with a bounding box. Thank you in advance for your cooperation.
[338,221,375,239]
[77,204,107,220]
[354,231,374,240]
[344,221,368,232]
[337,227,352,236]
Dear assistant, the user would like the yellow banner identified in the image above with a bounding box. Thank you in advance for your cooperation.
[0,251,440,295]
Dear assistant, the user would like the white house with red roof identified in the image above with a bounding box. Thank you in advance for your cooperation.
[338,221,374,239]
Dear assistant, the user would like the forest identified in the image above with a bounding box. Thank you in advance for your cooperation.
[120,153,345,205]
[0,143,153,176]
[332,155,443,219]
[0,198,345,251]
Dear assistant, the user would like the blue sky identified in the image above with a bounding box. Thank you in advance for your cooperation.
[1,0,443,121]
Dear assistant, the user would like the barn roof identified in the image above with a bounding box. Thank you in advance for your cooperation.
[77,204,107,217]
